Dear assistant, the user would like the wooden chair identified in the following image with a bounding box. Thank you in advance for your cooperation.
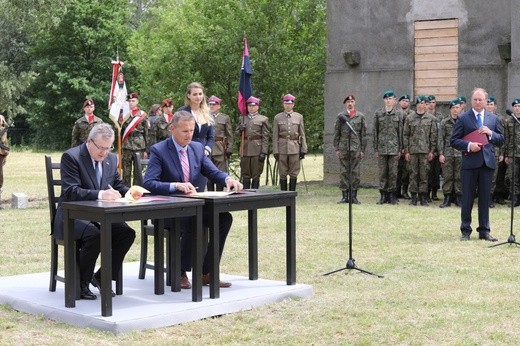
[134,152,171,284]
[46,155,122,294]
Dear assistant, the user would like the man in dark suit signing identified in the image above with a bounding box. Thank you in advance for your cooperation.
[451,88,504,241]
[54,124,139,300]
[143,111,243,289]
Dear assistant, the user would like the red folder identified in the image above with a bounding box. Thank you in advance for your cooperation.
[462,129,489,145]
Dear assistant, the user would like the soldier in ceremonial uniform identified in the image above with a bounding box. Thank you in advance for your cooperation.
[333,94,366,204]
[121,92,148,186]
[373,89,402,204]
[396,94,412,199]
[207,95,233,191]
[0,113,9,207]
[403,95,437,206]
[503,98,520,207]
[438,99,463,208]
[236,96,270,189]
[71,99,104,147]
[273,94,307,191]
[486,96,507,206]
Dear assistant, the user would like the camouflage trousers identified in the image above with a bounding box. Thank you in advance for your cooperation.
[428,156,441,191]
[122,148,145,186]
[507,159,520,195]
[441,156,461,194]
[339,152,361,191]
[377,155,398,192]
[278,154,301,179]
[396,156,409,191]
[409,153,430,193]
[492,158,507,195]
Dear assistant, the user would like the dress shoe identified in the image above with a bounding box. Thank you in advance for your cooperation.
[91,274,116,297]
[202,273,232,288]
[80,281,97,300]
[479,233,498,242]
[180,271,192,289]
[460,234,470,241]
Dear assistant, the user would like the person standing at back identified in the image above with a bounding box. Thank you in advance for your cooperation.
[273,94,308,191]
[71,98,104,148]
[451,88,504,241]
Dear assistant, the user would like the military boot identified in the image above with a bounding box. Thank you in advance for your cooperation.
[439,194,451,208]
[409,193,418,206]
[420,192,429,206]
[376,190,386,205]
[280,179,288,191]
[242,178,251,189]
[389,192,398,205]
[337,190,348,204]
[289,178,297,191]
[251,179,260,189]
[402,185,411,199]
[351,190,360,204]
[431,189,439,201]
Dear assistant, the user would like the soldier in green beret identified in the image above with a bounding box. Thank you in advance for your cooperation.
[333,94,366,203]
[396,94,412,199]
[71,99,104,148]
[426,95,443,202]
[373,89,402,204]
[503,98,520,206]
[438,99,462,208]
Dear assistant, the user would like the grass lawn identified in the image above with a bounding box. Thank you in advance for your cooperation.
[1,150,520,345]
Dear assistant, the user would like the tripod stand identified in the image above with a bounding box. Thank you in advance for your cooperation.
[324,115,384,278]
[490,110,520,247]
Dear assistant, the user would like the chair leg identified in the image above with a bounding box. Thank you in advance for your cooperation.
[138,225,148,280]
[116,267,123,295]
[49,238,58,292]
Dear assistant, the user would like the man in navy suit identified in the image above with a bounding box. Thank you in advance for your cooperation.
[143,111,243,289]
[451,88,504,241]
[54,124,138,300]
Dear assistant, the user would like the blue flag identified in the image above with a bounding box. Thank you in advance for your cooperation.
[238,36,253,116]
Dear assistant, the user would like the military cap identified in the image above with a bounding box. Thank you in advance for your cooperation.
[83,98,94,108]
[449,98,461,108]
[415,95,428,103]
[427,95,436,102]
[247,96,261,105]
[127,92,139,100]
[161,98,173,108]
[399,94,410,101]
[487,96,496,104]
[282,94,296,104]
[383,89,395,99]
[512,98,520,106]
[458,96,467,103]
[208,95,222,105]
[342,94,355,103]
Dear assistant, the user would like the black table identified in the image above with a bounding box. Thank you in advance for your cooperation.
[182,190,297,298]
[62,197,204,317]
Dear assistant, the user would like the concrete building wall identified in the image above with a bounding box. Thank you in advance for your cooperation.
[324,0,519,186]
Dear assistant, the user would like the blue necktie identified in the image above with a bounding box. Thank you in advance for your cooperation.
[477,113,482,128]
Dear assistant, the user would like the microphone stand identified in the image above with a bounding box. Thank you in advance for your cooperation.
[324,118,384,278]
[490,111,520,247]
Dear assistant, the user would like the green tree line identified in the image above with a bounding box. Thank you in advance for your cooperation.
[0,0,326,151]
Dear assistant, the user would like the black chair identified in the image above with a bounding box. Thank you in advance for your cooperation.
[46,155,122,294]
[134,152,171,284]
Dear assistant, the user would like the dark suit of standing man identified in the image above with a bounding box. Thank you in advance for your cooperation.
[54,124,138,300]
[451,88,504,241]
[143,111,243,290]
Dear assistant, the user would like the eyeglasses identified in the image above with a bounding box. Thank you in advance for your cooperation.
[90,139,114,152]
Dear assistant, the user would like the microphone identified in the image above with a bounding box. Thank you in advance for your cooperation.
[337,114,358,137]
[506,109,513,116]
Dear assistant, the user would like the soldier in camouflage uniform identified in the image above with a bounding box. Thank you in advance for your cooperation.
[373,90,402,205]
[273,94,308,192]
[333,94,366,204]
[146,103,162,149]
[486,96,507,206]
[403,95,437,206]
[71,99,104,147]
[150,98,174,148]
[396,94,412,199]
[236,96,270,189]
[0,113,9,207]
[438,99,463,208]
[503,98,520,207]
[426,95,443,202]
[121,92,149,186]
[207,95,233,191]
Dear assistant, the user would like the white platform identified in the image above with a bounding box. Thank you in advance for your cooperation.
[0,262,313,334]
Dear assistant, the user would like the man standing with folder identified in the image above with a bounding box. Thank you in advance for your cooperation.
[451,88,504,241]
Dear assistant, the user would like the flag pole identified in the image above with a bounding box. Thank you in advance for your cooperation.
[109,58,124,175]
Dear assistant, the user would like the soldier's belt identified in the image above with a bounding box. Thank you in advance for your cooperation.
[278,135,300,140]
[247,135,262,140]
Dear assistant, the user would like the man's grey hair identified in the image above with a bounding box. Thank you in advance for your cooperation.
[172,111,195,126]
[88,123,115,141]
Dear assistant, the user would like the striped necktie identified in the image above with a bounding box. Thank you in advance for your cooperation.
[180,148,190,182]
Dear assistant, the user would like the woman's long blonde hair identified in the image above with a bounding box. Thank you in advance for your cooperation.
[184,82,213,125]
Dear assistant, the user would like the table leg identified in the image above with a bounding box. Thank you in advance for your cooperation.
[209,208,220,299]
[170,218,181,292]
[287,200,296,285]
[64,209,76,308]
[154,219,165,295]
[100,219,113,317]
[248,209,258,280]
